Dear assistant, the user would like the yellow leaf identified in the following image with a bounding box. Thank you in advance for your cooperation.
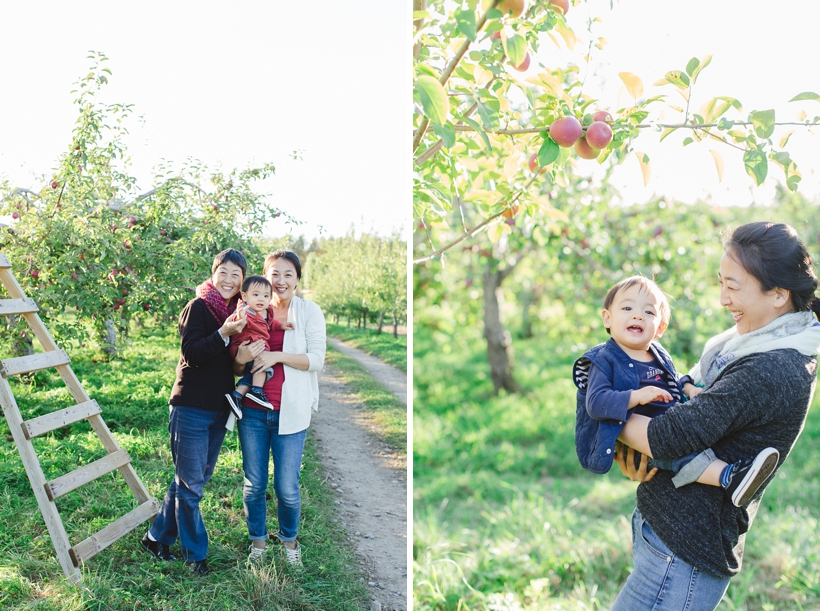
[526,72,564,98]
[798,109,807,121]
[487,221,510,243]
[502,155,519,180]
[709,150,725,183]
[460,157,480,172]
[474,64,493,87]
[634,151,651,186]
[547,31,562,49]
[619,72,644,100]
[554,21,577,50]
[779,131,794,148]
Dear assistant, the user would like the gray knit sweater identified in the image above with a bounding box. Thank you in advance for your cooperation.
[641,348,817,577]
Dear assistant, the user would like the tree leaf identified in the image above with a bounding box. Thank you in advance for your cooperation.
[709,150,724,183]
[476,101,500,132]
[750,109,775,139]
[432,122,456,148]
[503,34,527,68]
[460,116,492,152]
[690,54,712,83]
[634,151,651,186]
[455,9,477,42]
[664,70,690,90]
[789,91,820,103]
[537,138,560,167]
[743,149,768,185]
[416,75,449,125]
[685,57,699,78]
[619,72,643,99]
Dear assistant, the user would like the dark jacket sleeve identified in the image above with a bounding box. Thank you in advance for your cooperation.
[586,363,631,422]
[178,300,228,368]
[647,351,800,460]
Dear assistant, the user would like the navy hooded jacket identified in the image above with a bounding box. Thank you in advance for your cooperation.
[573,338,683,474]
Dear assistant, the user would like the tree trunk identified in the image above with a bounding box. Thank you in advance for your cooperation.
[102,319,117,357]
[377,310,385,335]
[519,283,544,339]
[393,309,398,339]
[482,265,520,394]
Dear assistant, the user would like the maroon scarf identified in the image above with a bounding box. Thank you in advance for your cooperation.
[196,280,237,324]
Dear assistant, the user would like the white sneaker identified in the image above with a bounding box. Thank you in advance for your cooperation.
[282,541,302,566]
[248,543,266,563]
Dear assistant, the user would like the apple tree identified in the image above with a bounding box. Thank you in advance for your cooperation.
[413,0,820,392]
[0,53,286,357]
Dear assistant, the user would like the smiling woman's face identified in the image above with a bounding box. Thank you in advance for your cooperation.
[211,261,244,303]
[718,251,788,335]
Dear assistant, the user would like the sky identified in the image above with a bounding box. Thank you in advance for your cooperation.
[0,1,409,241]
[517,0,820,208]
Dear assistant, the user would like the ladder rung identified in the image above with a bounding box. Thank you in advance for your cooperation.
[0,254,10,268]
[0,297,39,316]
[69,497,159,567]
[22,400,102,440]
[0,350,70,377]
[44,449,132,501]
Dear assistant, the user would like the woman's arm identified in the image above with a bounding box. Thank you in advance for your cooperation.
[617,413,653,456]
[242,301,327,374]
[179,300,244,367]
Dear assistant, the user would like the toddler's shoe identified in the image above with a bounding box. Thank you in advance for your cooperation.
[246,387,273,409]
[225,392,243,420]
[723,447,779,507]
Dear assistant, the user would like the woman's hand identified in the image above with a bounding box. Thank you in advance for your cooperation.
[235,339,266,365]
[249,351,282,373]
[613,441,658,483]
[220,307,247,338]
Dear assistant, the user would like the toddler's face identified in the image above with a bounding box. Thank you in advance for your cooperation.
[241,283,272,314]
[602,284,667,354]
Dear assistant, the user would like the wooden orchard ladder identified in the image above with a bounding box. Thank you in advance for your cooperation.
[0,254,158,583]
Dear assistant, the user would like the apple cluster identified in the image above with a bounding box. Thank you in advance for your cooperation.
[547,111,614,161]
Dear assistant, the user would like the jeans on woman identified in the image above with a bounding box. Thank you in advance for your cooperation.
[610,508,731,611]
[149,405,228,562]
[237,405,307,542]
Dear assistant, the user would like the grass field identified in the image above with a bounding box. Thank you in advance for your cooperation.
[326,323,407,372]
[413,330,820,611]
[0,325,373,610]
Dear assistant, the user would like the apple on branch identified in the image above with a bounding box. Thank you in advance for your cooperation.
[549,116,583,147]
[498,0,527,18]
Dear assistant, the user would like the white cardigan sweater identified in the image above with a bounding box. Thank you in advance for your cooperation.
[279,296,327,435]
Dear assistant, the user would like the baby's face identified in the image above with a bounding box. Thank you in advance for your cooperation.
[602,284,667,354]
[241,283,272,313]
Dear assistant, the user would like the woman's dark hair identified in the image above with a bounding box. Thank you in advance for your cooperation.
[263,250,302,280]
[723,222,820,320]
[242,275,271,293]
[212,248,247,277]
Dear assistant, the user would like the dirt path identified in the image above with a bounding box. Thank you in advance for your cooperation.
[309,340,407,611]
[326,338,407,405]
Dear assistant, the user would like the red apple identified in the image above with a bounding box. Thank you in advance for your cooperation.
[122,289,128,296]
[71,273,78,280]
[124,241,131,249]
[490,31,502,40]
[498,0,527,18]
[592,110,613,124]
[51,180,58,189]
[11,211,19,219]
[30,269,39,278]
[549,116,583,147]
[585,121,613,149]
[113,304,121,310]
[549,0,569,14]
[574,137,600,159]
[143,303,151,311]
[528,152,547,174]
[502,205,519,219]
[512,52,531,72]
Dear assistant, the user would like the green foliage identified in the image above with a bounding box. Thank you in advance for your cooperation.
[0,324,371,610]
[413,2,820,261]
[307,232,406,330]
[0,53,284,354]
[326,323,407,372]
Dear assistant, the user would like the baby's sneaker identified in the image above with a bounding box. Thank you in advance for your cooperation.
[225,392,243,420]
[246,387,273,409]
[722,447,779,507]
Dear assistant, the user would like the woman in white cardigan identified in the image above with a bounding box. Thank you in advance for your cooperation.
[233,250,326,565]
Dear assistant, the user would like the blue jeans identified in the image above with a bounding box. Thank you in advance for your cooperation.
[237,406,306,542]
[149,405,228,562]
[236,361,273,389]
[611,508,731,611]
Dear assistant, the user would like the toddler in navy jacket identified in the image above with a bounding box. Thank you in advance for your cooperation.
[573,276,779,506]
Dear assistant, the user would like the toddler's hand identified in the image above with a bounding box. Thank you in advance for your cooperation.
[282,321,296,330]
[633,386,673,405]
[684,383,703,399]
